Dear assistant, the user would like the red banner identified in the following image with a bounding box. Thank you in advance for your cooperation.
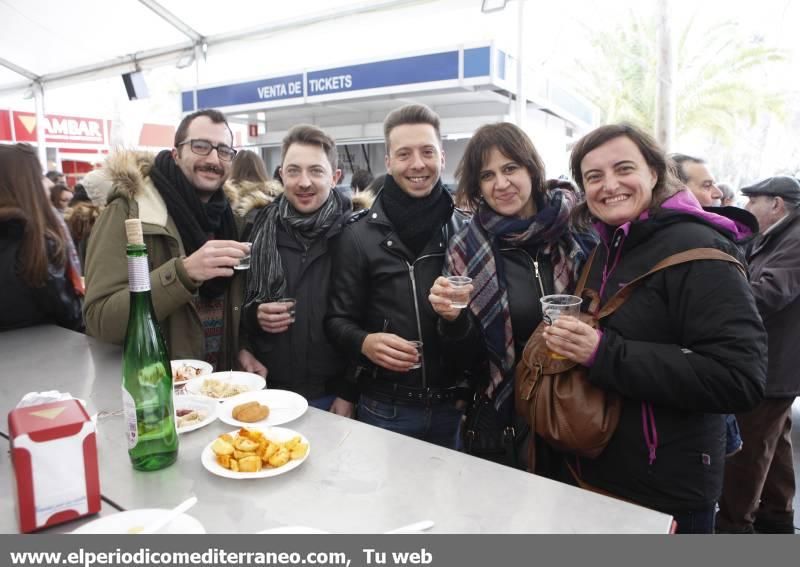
[12,111,106,145]
[0,110,11,141]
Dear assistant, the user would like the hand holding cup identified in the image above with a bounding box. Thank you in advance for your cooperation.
[429,276,473,321]
[256,298,297,334]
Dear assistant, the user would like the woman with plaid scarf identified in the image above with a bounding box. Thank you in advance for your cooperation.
[429,122,595,470]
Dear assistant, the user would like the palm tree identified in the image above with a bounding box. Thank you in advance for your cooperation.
[567,8,787,146]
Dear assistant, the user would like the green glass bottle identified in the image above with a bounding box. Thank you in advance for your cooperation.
[121,219,178,471]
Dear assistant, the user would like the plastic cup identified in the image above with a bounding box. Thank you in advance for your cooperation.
[408,340,423,370]
[540,294,582,359]
[446,275,472,309]
[277,298,296,322]
[234,243,252,271]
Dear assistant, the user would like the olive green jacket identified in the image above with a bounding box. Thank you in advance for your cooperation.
[83,150,245,369]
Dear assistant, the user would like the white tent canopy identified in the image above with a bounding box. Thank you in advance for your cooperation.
[0,0,426,96]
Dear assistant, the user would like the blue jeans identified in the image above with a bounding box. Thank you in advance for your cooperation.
[671,506,716,534]
[357,395,463,449]
[725,414,743,456]
[309,394,336,411]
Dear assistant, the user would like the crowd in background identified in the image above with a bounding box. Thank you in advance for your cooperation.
[1,103,798,535]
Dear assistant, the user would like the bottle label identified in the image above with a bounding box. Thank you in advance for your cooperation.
[127,255,150,292]
[121,386,138,450]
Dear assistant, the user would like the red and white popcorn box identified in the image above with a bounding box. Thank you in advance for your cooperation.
[8,399,101,533]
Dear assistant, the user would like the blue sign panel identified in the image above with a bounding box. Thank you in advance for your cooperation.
[182,73,304,112]
[306,51,459,97]
[182,91,194,112]
[464,47,490,78]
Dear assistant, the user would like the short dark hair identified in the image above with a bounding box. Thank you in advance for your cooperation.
[350,168,374,191]
[569,123,679,228]
[281,124,338,171]
[383,103,441,150]
[455,122,546,212]
[45,170,64,183]
[174,109,233,148]
[668,153,705,184]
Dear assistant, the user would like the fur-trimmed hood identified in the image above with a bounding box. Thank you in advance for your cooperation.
[104,149,156,202]
[224,178,283,218]
[103,149,169,227]
[351,189,375,212]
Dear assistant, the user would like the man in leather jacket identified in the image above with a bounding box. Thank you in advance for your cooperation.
[325,104,470,447]
[718,176,800,533]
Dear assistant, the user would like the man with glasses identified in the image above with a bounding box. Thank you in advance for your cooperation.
[84,109,264,376]
[717,177,800,534]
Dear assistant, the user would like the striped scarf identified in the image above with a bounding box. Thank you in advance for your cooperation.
[445,183,590,412]
[244,191,344,306]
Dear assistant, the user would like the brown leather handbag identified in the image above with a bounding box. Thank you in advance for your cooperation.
[515,247,745,463]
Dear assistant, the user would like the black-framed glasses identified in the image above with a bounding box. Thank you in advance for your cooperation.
[177,139,237,161]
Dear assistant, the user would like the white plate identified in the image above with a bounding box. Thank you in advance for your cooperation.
[171,359,213,386]
[184,371,266,401]
[70,509,205,534]
[174,394,217,434]
[201,426,310,479]
[218,390,308,428]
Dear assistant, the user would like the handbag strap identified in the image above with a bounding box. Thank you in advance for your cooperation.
[574,246,598,297]
[596,247,745,319]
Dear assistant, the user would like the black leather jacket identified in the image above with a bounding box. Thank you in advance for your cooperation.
[325,191,471,401]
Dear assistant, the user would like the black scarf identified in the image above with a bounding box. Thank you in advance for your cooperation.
[381,175,452,257]
[150,150,238,298]
[244,190,345,306]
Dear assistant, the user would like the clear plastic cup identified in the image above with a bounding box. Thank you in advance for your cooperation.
[446,276,473,309]
[408,340,423,370]
[277,298,296,322]
[540,294,583,359]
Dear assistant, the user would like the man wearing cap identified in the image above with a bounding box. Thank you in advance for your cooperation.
[717,176,800,534]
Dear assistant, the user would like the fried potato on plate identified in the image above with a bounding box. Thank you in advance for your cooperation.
[233,437,260,452]
[211,437,234,456]
[210,428,308,474]
[238,455,262,473]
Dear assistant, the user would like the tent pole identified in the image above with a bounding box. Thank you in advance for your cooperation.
[34,81,47,171]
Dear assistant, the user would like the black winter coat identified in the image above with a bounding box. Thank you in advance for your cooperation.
[243,219,347,400]
[0,218,84,332]
[747,210,800,397]
[325,192,470,401]
[580,209,766,514]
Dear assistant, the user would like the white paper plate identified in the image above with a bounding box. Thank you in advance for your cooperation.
[184,371,266,401]
[171,359,213,386]
[174,394,217,434]
[201,426,310,479]
[218,390,308,428]
[71,509,205,534]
